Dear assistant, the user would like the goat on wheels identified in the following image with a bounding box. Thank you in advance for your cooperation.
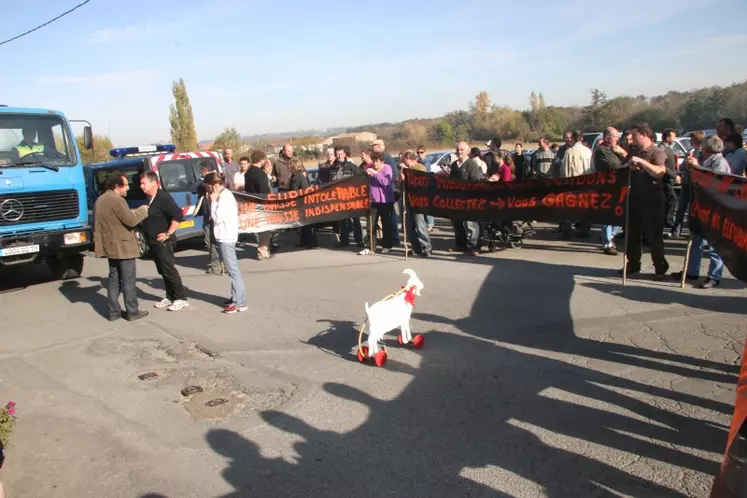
[357,269,425,367]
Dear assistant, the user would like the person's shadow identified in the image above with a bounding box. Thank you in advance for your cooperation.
[198,256,737,497]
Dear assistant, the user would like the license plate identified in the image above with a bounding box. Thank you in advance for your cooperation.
[179,220,195,229]
[0,244,40,257]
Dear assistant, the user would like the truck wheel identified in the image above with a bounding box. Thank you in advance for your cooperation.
[135,230,150,259]
[47,253,84,280]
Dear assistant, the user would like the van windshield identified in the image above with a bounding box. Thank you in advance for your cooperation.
[93,162,147,202]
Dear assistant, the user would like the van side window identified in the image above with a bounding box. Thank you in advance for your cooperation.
[158,160,191,192]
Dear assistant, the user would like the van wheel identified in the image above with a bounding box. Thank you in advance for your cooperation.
[47,253,84,280]
[135,230,150,259]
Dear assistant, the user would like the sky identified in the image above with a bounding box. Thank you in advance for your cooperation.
[2,0,747,146]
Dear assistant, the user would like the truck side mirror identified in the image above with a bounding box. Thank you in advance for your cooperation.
[83,126,93,150]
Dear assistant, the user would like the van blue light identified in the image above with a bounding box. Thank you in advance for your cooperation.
[109,144,176,158]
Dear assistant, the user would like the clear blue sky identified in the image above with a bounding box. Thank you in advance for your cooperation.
[2,0,747,146]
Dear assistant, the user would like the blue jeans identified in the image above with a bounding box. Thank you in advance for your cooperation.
[687,234,724,281]
[672,185,690,237]
[107,258,138,317]
[406,210,432,253]
[217,242,246,307]
[601,225,621,247]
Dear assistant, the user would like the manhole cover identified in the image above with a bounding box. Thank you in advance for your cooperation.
[205,398,228,407]
[138,372,158,380]
[181,386,203,396]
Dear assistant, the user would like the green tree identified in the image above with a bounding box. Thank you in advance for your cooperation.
[212,127,244,154]
[432,122,455,144]
[169,78,198,152]
[454,124,469,142]
[76,134,114,164]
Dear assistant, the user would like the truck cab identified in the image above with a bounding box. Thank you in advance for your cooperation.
[0,106,93,279]
[85,145,222,257]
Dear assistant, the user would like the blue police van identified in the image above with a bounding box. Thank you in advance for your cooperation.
[84,145,223,257]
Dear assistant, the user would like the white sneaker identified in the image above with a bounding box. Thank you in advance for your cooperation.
[381,248,390,254]
[155,298,172,309]
[167,300,189,311]
[358,248,371,255]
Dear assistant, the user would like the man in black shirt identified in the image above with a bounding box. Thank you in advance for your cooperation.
[244,149,274,260]
[139,171,189,311]
[333,145,364,248]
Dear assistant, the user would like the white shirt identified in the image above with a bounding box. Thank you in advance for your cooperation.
[233,171,246,190]
[210,188,239,243]
[562,142,593,177]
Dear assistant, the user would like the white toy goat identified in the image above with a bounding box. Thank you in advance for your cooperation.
[356,269,425,367]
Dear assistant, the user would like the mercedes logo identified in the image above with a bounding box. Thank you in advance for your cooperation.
[0,199,24,222]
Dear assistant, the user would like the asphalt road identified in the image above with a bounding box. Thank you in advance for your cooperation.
[0,223,745,498]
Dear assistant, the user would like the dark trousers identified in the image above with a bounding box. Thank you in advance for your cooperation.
[299,225,317,248]
[151,240,186,301]
[339,217,363,246]
[626,191,669,273]
[371,203,393,249]
[664,182,677,228]
[107,258,138,317]
[672,183,690,236]
[203,221,222,270]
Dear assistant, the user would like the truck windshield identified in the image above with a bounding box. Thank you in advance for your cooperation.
[0,114,76,168]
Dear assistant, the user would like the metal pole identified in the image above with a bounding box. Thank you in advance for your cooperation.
[621,173,632,286]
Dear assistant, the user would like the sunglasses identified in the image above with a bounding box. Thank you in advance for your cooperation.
[417,151,425,154]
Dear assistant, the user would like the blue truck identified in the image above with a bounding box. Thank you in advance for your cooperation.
[0,106,93,279]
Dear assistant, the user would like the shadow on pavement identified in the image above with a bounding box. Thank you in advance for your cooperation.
[183,256,738,497]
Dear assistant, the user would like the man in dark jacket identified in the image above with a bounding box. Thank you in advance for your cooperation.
[333,146,364,248]
[449,141,484,255]
[196,162,223,275]
[482,137,502,177]
[594,127,628,255]
[272,144,294,191]
[140,171,189,311]
[660,128,679,233]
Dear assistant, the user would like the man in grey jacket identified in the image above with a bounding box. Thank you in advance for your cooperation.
[672,135,731,289]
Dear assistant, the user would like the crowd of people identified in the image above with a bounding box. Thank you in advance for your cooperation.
[91,118,745,319]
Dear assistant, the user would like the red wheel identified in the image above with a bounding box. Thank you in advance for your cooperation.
[357,346,369,363]
[412,335,425,349]
[374,350,388,367]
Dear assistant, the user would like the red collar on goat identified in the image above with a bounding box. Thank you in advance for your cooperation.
[401,285,417,306]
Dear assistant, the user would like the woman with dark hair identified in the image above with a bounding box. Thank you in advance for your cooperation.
[203,172,247,313]
[359,151,394,255]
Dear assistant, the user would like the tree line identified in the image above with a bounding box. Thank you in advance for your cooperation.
[77,78,747,162]
[348,81,747,149]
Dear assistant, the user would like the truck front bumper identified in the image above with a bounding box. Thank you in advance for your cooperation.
[0,228,93,267]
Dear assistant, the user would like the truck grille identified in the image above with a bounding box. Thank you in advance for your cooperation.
[0,190,79,227]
